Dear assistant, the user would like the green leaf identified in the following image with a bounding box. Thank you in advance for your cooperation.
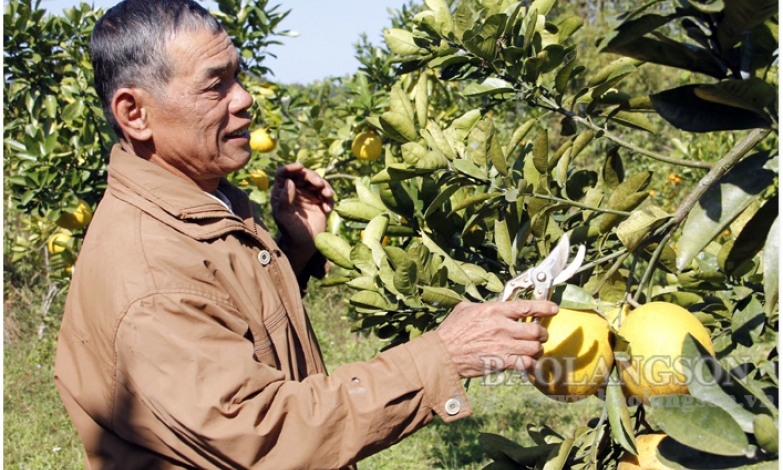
[393,259,418,296]
[426,120,456,159]
[506,119,536,156]
[695,77,776,117]
[601,35,725,79]
[347,276,378,291]
[384,28,427,56]
[335,199,384,222]
[349,291,391,310]
[656,437,777,470]
[763,217,779,314]
[556,16,583,43]
[362,214,389,249]
[650,395,751,456]
[598,14,671,53]
[677,152,776,270]
[754,414,779,454]
[549,284,597,311]
[351,243,377,276]
[315,233,353,269]
[452,159,489,182]
[588,57,645,88]
[600,191,648,233]
[355,180,388,212]
[495,218,513,266]
[616,206,671,252]
[421,232,471,285]
[723,195,777,275]
[415,72,429,129]
[380,111,418,142]
[527,0,556,17]
[390,85,415,122]
[462,77,515,97]
[542,437,573,470]
[606,111,655,134]
[602,147,624,189]
[532,130,548,173]
[555,58,584,95]
[607,369,638,455]
[651,85,769,133]
[479,434,559,466]
[565,170,598,201]
[424,184,461,218]
[731,295,765,347]
[61,99,85,123]
[570,130,594,160]
[417,150,450,170]
[720,0,778,50]
[421,285,463,308]
[681,334,758,434]
[449,192,492,215]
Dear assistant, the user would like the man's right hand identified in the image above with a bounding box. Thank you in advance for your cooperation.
[436,301,558,379]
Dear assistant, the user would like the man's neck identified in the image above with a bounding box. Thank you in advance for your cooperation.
[119,139,220,193]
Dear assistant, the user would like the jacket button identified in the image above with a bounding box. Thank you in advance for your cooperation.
[258,250,271,265]
[445,398,461,416]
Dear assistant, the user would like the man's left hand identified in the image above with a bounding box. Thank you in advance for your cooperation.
[271,163,334,274]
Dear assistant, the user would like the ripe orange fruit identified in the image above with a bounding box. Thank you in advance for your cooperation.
[249,128,276,153]
[56,199,92,230]
[528,308,614,402]
[674,177,682,184]
[618,434,671,470]
[249,169,269,191]
[668,173,677,181]
[47,232,72,254]
[617,302,715,405]
[351,131,383,161]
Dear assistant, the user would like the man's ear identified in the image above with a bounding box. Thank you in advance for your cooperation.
[111,88,155,142]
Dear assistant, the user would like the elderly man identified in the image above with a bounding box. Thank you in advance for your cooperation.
[54,0,556,468]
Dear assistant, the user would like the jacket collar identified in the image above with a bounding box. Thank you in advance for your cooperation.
[106,144,258,240]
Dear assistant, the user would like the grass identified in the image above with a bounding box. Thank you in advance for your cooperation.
[3,276,601,469]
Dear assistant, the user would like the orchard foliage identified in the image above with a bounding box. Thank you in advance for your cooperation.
[3,0,779,469]
[311,0,779,468]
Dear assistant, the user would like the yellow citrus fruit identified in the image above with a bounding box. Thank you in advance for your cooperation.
[618,434,672,470]
[249,169,269,191]
[47,232,72,254]
[351,131,383,161]
[528,308,614,402]
[56,199,92,230]
[249,128,276,153]
[617,302,715,405]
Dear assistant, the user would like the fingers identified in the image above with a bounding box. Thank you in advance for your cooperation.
[497,300,558,320]
[507,320,548,344]
[274,164,334,213]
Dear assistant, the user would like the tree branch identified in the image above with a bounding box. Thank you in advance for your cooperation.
[674,128,772,224]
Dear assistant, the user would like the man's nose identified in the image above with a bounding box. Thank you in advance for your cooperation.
[230,79,254,114]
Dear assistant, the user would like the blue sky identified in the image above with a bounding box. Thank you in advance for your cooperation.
[38,0,411,84]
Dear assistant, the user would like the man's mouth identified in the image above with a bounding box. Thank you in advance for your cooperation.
[225,126,250,138]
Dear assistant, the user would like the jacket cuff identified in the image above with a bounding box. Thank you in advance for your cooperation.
[400,331,473,423]
[295,251,329,294]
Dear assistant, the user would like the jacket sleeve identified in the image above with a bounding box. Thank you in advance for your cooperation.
[113,292,472,470]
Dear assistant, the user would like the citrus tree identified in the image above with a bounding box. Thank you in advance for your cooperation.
[3,0,294,279]
[309,0,779,468]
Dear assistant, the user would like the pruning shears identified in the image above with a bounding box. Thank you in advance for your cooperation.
[500,233,586,322]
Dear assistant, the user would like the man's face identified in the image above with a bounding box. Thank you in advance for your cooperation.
[146,28,254,190]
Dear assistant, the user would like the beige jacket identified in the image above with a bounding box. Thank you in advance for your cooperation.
[54,145,471,470]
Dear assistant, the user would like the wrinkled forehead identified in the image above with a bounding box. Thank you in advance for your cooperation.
[165,28,239,81]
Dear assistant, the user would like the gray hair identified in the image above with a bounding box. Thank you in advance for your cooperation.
[91,0,223,137]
